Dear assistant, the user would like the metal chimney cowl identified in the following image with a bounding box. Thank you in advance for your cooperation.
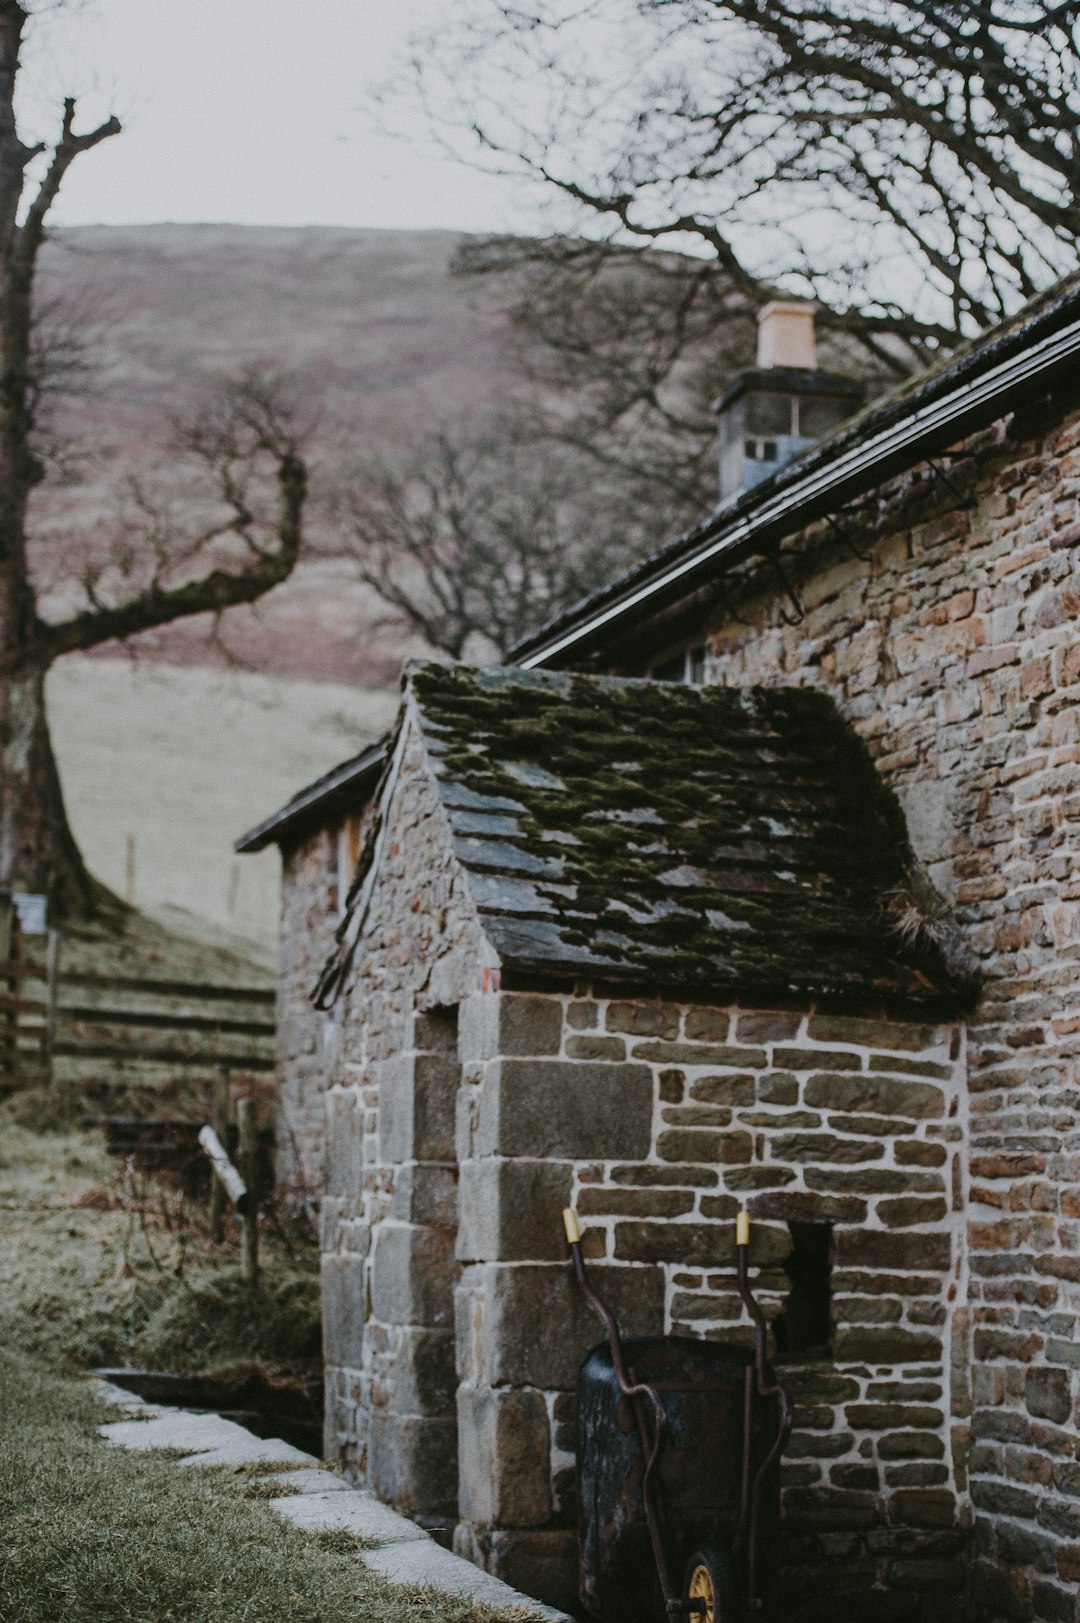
[714,300,864,503]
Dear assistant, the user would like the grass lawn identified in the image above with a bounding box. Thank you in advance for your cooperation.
[0,1357,513,1623]
[0,1104,533,1622]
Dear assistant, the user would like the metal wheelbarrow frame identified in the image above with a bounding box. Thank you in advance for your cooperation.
[563,1207,794,1623]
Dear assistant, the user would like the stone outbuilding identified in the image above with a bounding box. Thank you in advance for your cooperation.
[239,269,1080,1623]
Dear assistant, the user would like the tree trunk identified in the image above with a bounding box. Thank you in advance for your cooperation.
[0,661,117,919]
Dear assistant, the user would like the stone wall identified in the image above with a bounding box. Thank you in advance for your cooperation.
[687,398,1080,1621]
[452,986,966,1619]
[276,826,339,1201]
[320,716,491,1507]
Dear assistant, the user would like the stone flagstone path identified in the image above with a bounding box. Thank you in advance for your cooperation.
[96,1380,570,1621]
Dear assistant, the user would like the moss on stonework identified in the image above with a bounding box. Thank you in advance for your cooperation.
[394,662,977,1008]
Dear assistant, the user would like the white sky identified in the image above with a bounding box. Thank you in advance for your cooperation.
[22,0,531,232]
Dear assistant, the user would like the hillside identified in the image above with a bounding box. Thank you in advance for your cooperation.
[34,224,518,685]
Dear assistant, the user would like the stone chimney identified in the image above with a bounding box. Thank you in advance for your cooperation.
[714,300,864,503]
[756,300,818,370]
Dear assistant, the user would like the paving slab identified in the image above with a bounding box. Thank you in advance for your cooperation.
[95,1379,572,1622]
[248,1468,351,1495]
[363,1538,565,1617]
[177,1435,316,1470]
[99,1411,257,1454]
[269,1488,428,1545]
[94,1380,168,1416]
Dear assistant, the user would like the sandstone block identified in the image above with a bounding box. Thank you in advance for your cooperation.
[1025,1366,1072,1424]
[775,1047,863,1072]
[748,1189,866,1224]
[457,1385,552,1526]
[374,1327,457,1417]
[367,1411,458,1515]
[615,1219,789,1269]
[459,992,564,1063]
[832,1327,944,1364]
[658,1068,684,1102]
[324,1088,364,1198]
[468,1261,663,1388]
[606,1000,680,1038]
[657,1128,752,1163]
[631,1039,766,1067]
[772,1131,882,1164]
[477,1060,652,1159]
[578,1187,695,1218]
[371,1223,458,1328]
[321,1253,366,1370]
[392,1163,458,1226]
[803,1074,944,1118]
[683,1008,732,1042]
[834,1231,950,1270]
[380,1053,459,1164]
[457,1158,573,1262]
[806,1015,938,1052]
[878,1196,948,1227]
[895,1140,948,1168]
[758,1072,799,1104]
[735,1011,802,1043]
[689,1073,755,1106]
[611,1163,718,1187]
[565,1034,625,1060]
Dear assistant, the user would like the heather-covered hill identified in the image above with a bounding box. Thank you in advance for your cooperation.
[35,224,516,684]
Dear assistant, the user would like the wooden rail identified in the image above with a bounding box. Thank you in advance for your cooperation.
[0,915,276,1107]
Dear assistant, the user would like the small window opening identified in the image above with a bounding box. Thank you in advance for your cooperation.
[773,1221,832,1360]
[745,436,778,462]
[336,814,364,918]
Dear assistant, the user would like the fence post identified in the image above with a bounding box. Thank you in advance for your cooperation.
[43,928,60,1086]
[209,1066,230,1242]
[0,896,17,1087]
[237,1096,258,1285]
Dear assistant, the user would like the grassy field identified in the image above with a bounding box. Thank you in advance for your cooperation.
[48,657,397,953]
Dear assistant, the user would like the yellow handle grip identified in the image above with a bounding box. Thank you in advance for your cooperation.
[736,1209,750,1247]
[562,1207,581,1245]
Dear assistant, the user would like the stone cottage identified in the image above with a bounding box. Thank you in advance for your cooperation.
[238,272,1080,1622]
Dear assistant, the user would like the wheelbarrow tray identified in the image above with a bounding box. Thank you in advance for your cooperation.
[577,1335,782,1622]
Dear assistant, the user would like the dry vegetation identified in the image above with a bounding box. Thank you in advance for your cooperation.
[0,1094,321,1380]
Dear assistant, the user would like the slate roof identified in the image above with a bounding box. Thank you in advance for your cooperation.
[328,660,978,1010]
[510,266,1080,669]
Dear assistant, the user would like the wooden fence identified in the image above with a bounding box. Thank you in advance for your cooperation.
[0,908,275,1113]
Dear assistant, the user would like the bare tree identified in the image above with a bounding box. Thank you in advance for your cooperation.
[408,0,1080,352]
[0,3,308,916]
[346,425,646,660]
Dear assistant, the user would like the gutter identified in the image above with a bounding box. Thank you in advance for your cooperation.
[514,304,1080,670]
[234,738,386,853]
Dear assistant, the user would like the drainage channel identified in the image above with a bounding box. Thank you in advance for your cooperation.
[96,1367,323,1457]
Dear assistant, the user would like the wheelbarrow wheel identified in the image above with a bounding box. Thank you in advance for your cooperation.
[682,1543,737,1623]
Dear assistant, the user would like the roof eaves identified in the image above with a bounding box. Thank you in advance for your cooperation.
[234,737,388,853]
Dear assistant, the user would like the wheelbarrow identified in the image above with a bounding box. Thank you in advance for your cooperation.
[563,1207,793,1623]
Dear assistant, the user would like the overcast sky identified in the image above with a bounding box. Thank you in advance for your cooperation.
[23,0,531,233]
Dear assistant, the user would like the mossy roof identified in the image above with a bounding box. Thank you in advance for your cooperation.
[403,660,977,1009]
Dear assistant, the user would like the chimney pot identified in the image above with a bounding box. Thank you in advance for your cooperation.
[756,300,817,370]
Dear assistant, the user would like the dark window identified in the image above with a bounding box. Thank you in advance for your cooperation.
[773,1221,832,1360]
[652,653,685,682]
[745,391,795,436]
